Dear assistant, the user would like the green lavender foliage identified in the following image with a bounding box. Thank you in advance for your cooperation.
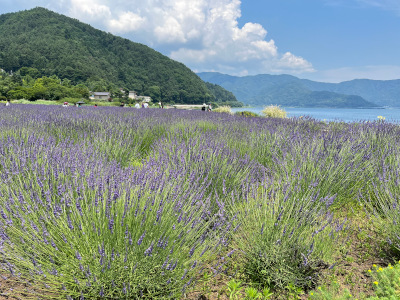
[1,105,400,299]
[231,183,338,290]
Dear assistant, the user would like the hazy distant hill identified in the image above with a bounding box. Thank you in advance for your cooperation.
[198,72,389,108]
[0,7,240,105]
[301,79,400,107]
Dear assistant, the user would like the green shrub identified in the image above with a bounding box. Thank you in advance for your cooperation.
[210,102,219,109]
[366,262,400,299]
[235,111,259,117]
[11,99,60,105]
[261,105,287,118]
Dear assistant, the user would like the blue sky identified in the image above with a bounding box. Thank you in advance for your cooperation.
[238,0,400,81]
[1,0,400,82]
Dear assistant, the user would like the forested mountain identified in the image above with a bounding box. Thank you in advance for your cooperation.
[0,8,241,105]
[198,72,386,108]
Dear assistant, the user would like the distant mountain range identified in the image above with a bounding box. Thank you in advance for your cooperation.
[198,72,400,108]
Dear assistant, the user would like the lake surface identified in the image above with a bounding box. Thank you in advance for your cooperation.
[232,107,400,123]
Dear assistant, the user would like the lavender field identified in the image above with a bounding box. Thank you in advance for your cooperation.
[1,105,400,299]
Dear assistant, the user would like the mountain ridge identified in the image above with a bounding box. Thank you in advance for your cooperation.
[198,72,399,108]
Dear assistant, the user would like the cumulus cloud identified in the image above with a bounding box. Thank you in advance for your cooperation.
[108,11,146,33]
[70,0,111,20]
[60,0,315,75]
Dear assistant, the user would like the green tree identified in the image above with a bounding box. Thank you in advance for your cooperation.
[147,85,161,102]
[7,87,28,100]
[18,67,41,79]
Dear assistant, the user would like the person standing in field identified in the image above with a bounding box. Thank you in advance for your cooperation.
[202,103,206,111]
[144,102,149,108]
[5,100,10,106]
[135,102,140,109]
[207,103,212,111]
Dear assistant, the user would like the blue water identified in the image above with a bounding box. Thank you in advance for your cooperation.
[232,107,400,123]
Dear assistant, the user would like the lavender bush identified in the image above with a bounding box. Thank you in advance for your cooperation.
[0,134,234,298]
[231,181,339,290]
[360,141,400,255]
[0,106,235,298]
[227,118,379,208]
[0,105,399,298]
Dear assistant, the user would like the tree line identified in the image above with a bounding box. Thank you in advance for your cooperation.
[0,68,89,101]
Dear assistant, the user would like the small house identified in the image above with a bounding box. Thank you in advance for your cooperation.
[90,92,110,100]
[128,91,137,99]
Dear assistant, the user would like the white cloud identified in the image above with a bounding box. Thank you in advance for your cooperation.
[154,16,186,43]
[302,65,400,83]
[52,0,313,75]
[70,0,111,20]
[108,12,146,33]
[274,52,314,72]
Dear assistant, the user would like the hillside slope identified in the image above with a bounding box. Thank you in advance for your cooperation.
[0,7,239,105]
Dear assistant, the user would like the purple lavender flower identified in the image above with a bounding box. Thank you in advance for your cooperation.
[162,255,169,269]
[144,242,154,257]
[108,216,114,233]
[99,287,104,297]
[191,261,197,269]
[181,269,188,280]
[189,245,195,257]
[227,249,236,257]
[137,231,146,246]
